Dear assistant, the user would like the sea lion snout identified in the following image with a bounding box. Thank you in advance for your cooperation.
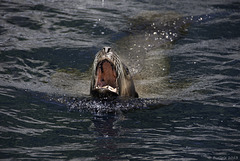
[102,47,114,60]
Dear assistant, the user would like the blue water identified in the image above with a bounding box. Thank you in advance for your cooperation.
[1,0,240,160]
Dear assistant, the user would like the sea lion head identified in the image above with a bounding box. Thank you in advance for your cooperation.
[90,47,138,98]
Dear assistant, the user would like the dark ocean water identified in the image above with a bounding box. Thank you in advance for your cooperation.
[0,0,240,160]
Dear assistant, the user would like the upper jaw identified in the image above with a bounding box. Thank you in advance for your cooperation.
[93,58,119,97]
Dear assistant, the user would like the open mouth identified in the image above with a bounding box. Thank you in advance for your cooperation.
[94,59,119,96]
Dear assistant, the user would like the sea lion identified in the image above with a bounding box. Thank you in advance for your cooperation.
[51,12,189,98]
[90,47,138,98]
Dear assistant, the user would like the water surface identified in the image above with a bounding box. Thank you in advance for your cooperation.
[0,0,240,160]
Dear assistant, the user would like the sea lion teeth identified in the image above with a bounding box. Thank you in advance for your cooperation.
[96,85,117,93]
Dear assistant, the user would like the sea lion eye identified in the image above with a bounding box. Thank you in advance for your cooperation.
[122,63,129,75]
[125,67,129,75]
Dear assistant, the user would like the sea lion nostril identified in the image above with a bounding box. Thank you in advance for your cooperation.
[103,47,111,53]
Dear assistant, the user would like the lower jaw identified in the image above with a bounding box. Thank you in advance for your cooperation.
[91,88,119,98]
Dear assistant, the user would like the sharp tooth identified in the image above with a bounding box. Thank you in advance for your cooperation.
[96,85,117,93]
